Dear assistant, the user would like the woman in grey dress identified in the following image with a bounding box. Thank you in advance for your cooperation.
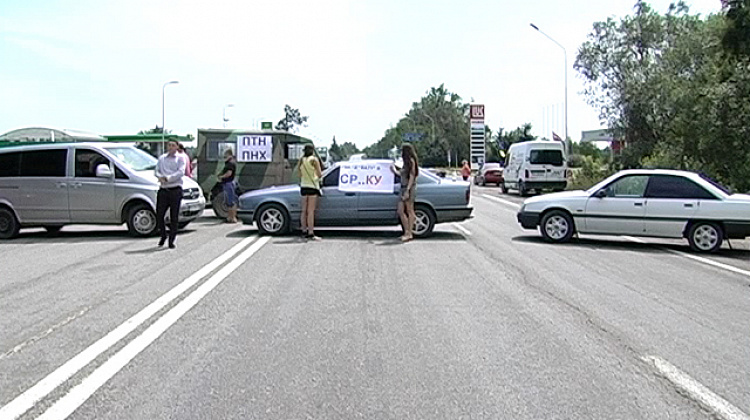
[392,144,419,242]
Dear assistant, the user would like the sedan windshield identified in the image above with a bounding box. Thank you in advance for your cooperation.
[107,147,158,171]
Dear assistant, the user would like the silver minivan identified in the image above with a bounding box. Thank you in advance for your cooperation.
[0,142,206,239]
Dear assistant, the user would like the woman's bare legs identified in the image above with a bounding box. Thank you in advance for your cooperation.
[300,196,309,234]
[404,200,415,241]
[307,195,319,239]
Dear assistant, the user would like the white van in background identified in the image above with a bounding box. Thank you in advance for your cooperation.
[502,140,567,196]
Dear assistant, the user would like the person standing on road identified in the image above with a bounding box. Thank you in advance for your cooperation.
[155,140,186,249]
[461,160,471,181]
[391,144,419,242]
[297,144,322,241]
[177,143,193,179]
[217,148,239,223]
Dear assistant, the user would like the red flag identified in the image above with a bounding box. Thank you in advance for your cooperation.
[552,132,563,142]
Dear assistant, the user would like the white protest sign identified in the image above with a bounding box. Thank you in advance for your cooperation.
[236,135,273,162]
[338,162,394,193]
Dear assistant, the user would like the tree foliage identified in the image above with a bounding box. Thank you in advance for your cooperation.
[275,105,309,132]
[575,1,750,191]
[364,84,470,167]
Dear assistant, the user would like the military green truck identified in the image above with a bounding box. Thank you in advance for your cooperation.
[196,129,316,219]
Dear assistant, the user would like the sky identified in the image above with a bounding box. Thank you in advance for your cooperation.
[0,0,722,150]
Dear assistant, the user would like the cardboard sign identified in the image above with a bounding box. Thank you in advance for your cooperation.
[338,162,394,193]
[236,135,272,162]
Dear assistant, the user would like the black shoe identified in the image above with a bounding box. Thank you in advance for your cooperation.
[158,238,166,247]
[168,243,176,249]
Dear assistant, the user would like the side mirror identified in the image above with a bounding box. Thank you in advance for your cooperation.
[594,189,607,198]
[96,164,113,178]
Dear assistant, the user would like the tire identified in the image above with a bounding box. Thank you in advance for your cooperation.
[540,210,575,243]
[687,222,723,253]
[501,182,508,194]
[255,204,290,235]
[44,226,63,234]
[0,208,20,239]
[211,191,229,219]
[126,203,158,237]
[519,181,528,197]
[413,205,436,238]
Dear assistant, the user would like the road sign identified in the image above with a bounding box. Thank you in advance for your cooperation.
[402,132,424,142]
[261,122,272,130]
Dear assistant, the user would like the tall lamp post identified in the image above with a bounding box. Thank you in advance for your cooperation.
[530,23,568,153]
[162,80,179,151]
[223,104,234,128]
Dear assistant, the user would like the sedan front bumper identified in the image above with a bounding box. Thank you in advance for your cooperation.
[517,211,541,229]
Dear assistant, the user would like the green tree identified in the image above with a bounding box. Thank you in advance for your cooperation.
[576,1,750,191]
[275,105,309,132]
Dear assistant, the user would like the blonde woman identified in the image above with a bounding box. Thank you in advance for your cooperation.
[297,144,323,240]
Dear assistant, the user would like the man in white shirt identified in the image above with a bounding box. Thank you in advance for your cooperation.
[155,140,186,249]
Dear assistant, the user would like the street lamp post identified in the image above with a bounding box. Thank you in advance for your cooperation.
[162,80,179,151]
[223,104,234,128]
[530,23,568,153]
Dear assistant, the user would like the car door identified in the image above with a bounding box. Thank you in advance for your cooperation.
[15,149,70,223]
[583,174,649,235]
[69,148,116,223]
[316,167,358,225]
[357,177,400,224]
[643,175,710,238]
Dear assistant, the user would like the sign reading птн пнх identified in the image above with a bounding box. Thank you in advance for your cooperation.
[237,135,273,162]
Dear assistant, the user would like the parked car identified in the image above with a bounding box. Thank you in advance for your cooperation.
[474,162,503,186]
[516,169,750,252]
[0,142,206,239]
[238,160,473,237]
[502,140,567,195]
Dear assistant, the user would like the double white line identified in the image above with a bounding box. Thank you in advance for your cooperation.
[1,235,270,420]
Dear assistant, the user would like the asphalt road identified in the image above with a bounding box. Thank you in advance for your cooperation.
[1,187,748,420]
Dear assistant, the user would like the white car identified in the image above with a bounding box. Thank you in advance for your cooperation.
[516,169,750,252]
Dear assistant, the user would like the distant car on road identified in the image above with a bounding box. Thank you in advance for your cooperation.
[238,160,473,238]
[516,169,750,252]
[474,162,503,186]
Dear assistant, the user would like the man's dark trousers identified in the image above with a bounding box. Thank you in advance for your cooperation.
[156,187,182,246]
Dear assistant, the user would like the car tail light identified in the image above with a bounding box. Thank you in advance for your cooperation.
[563,169,567,178]
[525,169,529,179]
[466,187,470,203]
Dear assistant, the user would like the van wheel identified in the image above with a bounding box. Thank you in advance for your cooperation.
[256,204,290,235]
[688,222,722,253]
[413,205,436,238]
[540,210,575,243]
[211,192,229,219]
[0,208,20,239]
[127,203,157,237]
[519,181,528,196]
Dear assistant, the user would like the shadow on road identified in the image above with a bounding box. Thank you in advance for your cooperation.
[227,228,466,245]
[3,228,197,245]
[511,235,750,259]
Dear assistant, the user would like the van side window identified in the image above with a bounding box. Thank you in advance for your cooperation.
[0,152,21,177]
[19,150,67,177]
[75,149,110,178]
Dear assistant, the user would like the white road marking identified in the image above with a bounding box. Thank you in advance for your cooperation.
[0,235,260,420]
[37,236,271,420]
[480,194,521,209]
[453,223,472,236]
[622,236,750,280]
[642,356,750,420]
